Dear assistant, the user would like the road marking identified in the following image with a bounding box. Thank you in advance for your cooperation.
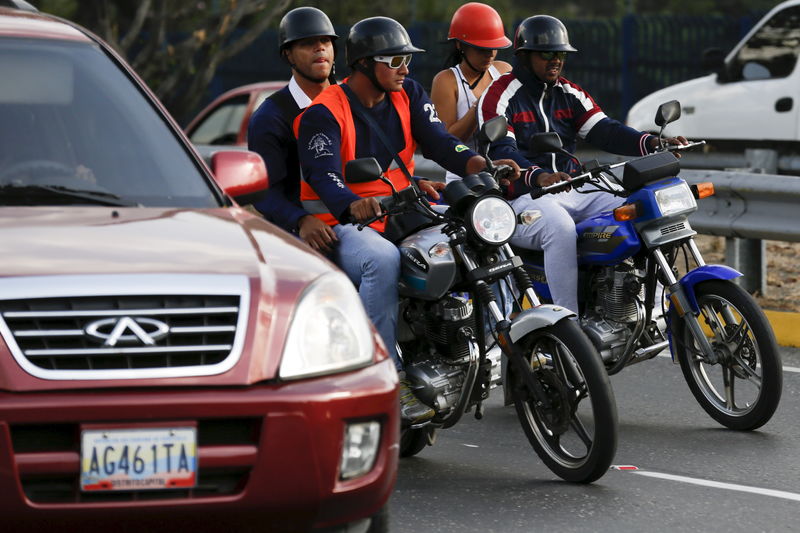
[461,444,479,448]
[616,467,800,502]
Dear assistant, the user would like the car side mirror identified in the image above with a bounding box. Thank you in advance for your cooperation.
[344,157,382,183]
[529,132,563,153]
[210,150,268,206]
[655,100,681,127]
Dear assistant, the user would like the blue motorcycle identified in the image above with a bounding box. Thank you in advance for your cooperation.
[514,101,782,430]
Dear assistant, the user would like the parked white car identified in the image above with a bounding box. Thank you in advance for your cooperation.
[627,0,800,152]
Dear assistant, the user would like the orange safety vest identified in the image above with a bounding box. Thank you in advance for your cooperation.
[294,84,416,232]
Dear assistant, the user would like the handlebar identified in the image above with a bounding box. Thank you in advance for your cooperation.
[530,160,628,199]
[662,140,706,152]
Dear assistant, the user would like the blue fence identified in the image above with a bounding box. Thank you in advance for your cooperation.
[204,13,761,124]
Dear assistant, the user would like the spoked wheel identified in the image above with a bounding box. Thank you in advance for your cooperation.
[671,280,782,430]
[399,426,436,458]
[509,319,617,483]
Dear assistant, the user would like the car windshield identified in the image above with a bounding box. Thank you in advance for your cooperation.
[0,38,220,208]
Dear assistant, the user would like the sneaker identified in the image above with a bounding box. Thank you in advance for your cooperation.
[399,379,435,425]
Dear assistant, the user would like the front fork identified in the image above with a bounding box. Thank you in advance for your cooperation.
[455,243,558,407]
[653,240,739,364]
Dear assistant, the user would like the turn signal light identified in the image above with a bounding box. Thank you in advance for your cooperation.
[613,203,638,221]
[691,182,714,199]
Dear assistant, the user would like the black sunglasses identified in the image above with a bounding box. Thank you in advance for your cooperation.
[538,51,567,61]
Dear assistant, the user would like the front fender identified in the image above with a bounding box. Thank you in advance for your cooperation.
[508,304,576,343]
[680,264,742,313]
[501,304,575,406]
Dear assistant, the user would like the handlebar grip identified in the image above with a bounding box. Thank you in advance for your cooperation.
[529,188,546,200]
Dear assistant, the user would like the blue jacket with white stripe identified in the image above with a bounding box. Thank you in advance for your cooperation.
[478,62,657,199]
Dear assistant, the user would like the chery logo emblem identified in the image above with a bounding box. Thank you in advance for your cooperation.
[84,317,170,346]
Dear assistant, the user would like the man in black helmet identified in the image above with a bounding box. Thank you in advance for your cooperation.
[479,14,686,315]
[295,16,519,425]
[247,6,338,252]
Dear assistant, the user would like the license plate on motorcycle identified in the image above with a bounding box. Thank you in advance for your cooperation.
[80,425,197,491]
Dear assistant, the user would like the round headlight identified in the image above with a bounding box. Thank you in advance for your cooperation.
[469,196,516,245]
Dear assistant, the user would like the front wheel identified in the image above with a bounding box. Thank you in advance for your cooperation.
[508,319,617,483]
[670,280,782,430]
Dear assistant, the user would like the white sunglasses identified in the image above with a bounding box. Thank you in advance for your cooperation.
[373,54,412,68]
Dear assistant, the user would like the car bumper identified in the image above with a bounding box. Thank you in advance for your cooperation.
[0,358,399,532]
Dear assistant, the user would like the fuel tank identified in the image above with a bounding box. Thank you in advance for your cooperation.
[397,224,457,300]
[575,214,641,265]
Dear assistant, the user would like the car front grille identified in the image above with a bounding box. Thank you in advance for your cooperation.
[0,274,249,380]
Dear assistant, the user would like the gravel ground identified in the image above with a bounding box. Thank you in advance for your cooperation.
[695,235,800,312]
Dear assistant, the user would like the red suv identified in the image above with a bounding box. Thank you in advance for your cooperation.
[0,5,398,532]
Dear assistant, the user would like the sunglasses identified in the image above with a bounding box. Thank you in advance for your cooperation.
[373,54,412,68]
[538,51,568,61]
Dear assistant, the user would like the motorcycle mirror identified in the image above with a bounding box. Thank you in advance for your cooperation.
[477,115,508,145]
[476,116,508,172]
[529,132,563,153]
[529,131,580,165]
[655,100,681,127]
[344,157,382,183]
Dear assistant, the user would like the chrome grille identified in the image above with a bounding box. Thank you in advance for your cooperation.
[660,222,686,236]
[0,275,249,380]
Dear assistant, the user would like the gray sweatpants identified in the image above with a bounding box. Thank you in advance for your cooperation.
[510,188,623,314]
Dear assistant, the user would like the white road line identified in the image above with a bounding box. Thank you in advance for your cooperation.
[625,469,800,502]
[656,353,800,374]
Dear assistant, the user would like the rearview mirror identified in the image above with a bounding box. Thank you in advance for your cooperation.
[529,132,563,153]
[655,101,681,127]
[344,157,382,183]
[477,115,508,145]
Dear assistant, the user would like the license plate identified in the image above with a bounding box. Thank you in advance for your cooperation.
[80,426,197,491]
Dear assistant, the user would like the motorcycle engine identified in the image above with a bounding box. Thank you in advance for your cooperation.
[423,295,476,360]
[399,295,477,413]
[594,263,643,323]
[582,263,644,362]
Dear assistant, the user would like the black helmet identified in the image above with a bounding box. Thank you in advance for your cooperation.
[278,7,338,53]
[514,15,577,53]
[346,16,425,66]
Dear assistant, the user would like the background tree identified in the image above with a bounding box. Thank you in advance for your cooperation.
[39,0,291,122]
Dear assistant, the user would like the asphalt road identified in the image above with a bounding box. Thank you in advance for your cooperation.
[389,347,800,532]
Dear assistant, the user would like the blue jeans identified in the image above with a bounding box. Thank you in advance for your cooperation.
[332,224,401,370]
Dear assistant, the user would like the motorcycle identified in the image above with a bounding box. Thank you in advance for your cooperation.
[515,100,782,431]
[344,116,617,483]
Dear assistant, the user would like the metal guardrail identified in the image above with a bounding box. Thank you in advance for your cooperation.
[681,169,800,243]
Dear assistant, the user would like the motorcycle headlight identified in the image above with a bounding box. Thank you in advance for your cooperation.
[468,196,516,245]
[279,271,374,380]
[655,182,696,216]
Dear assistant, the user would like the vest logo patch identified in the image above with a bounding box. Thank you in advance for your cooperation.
[308,133,333,158]
[455,144,468,153]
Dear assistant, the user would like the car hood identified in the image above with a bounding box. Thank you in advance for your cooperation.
[0,207,336,391]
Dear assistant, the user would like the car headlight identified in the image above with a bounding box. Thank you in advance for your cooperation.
[279,271,374,380]
[655,182,696,216]
[468,196,516,245]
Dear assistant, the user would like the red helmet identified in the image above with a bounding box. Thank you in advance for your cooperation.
[447,2,511,49]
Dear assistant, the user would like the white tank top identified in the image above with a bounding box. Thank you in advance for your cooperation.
[445,63,501,183]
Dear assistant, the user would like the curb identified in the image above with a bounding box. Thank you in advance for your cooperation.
[765,310,800,348]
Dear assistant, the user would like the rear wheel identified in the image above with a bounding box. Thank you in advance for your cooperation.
[399,426,435,458]
[670,280,782,430]
[509,319,617,483]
